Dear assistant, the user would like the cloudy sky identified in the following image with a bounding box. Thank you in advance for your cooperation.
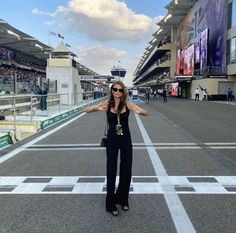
[1,0,170,86]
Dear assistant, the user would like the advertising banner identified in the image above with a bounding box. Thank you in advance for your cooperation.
[171,83,179,96]
[184,44,195,75]
[179,0,225,68]
[200,29,208,69]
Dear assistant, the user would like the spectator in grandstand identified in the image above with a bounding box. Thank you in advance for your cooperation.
[40,83,48,110]
[34,85,41,103]
[0,89,5,95]
[35,85,41,95]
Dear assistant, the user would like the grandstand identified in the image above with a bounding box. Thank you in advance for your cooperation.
[0,19,105,144]
[0,19,98,95]
[0,19,52,94]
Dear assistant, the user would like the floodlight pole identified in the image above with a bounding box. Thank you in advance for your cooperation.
[107,77,111,95]
[226,78,228,101]
[13,65,17,95]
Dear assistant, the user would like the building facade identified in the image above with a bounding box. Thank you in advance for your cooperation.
[133,0,236,101]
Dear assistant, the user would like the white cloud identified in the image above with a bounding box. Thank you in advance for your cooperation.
[44,20,56,26]
[76,45,127,75]
[76,45,140,87]
[32,8,54,17]
[42,0,158,41]
[33,1,165,86]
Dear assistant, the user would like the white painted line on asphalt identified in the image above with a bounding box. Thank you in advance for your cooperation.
[192,183,227,193]
[134,114,196,233]
[145,142,201,146]
[25,146,202,151]
[27,142,198,147]
[27,142,236,147]
[26,147,105,151]
[12,183,46,193]
[0,113,86,165]
[24,145,236,151]
[209,146,236,149]
[1,176,235,195]
[205,142,236,145]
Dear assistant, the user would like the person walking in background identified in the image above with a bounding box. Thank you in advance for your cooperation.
[163,88,167,102]
[202,88,207,101]
[194,87,200,101]
[84,81,148,216]
[153,89,157,99]
[145,88,150,104]
[227,87,233,102]
[128,89,132,98]
[40,83,48,110]
[35,85,41,104]
[94,86,98,99]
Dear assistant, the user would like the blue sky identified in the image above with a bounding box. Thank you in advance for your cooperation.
[1,0,170,86]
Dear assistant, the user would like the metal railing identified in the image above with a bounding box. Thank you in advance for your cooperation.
[0,92,106,143]
[194,66,227,76]
[0,92,104,125]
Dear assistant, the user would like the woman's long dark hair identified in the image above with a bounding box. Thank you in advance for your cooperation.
[108,81,127,115]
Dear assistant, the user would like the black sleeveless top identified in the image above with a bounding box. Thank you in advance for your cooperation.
[106,105,132,145]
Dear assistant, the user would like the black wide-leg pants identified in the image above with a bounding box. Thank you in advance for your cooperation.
[106,141,132,211]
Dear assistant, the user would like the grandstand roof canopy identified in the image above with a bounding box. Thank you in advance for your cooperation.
[0,19,98,76]
[0,19,53,60]
[161,0,196,26]
[133,0,197,79]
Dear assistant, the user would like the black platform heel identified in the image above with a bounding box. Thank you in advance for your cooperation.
[121,205,129,211]
[106,208,119,216]
[116,200,129,211]
[111,209,119,216]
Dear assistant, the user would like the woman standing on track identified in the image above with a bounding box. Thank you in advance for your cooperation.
[84,81,148,216]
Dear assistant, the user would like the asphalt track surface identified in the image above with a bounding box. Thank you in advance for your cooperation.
[0,97,236,233]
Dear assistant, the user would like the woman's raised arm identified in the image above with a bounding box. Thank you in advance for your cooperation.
[84,101,108,113]
[126,101,148,116]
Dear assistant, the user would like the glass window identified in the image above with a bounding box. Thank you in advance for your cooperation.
[232,0,236,27]
[230,37,236,63]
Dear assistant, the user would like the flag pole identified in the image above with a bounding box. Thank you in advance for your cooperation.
[48,31,50,46]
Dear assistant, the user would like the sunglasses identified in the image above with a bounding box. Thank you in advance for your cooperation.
[112,87,124,93]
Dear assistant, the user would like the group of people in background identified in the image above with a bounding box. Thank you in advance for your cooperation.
[0,65,46,94]
[194,87,208,101]
[144,88,168,103]
[195,87,234,102]
[93,86,104,99]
